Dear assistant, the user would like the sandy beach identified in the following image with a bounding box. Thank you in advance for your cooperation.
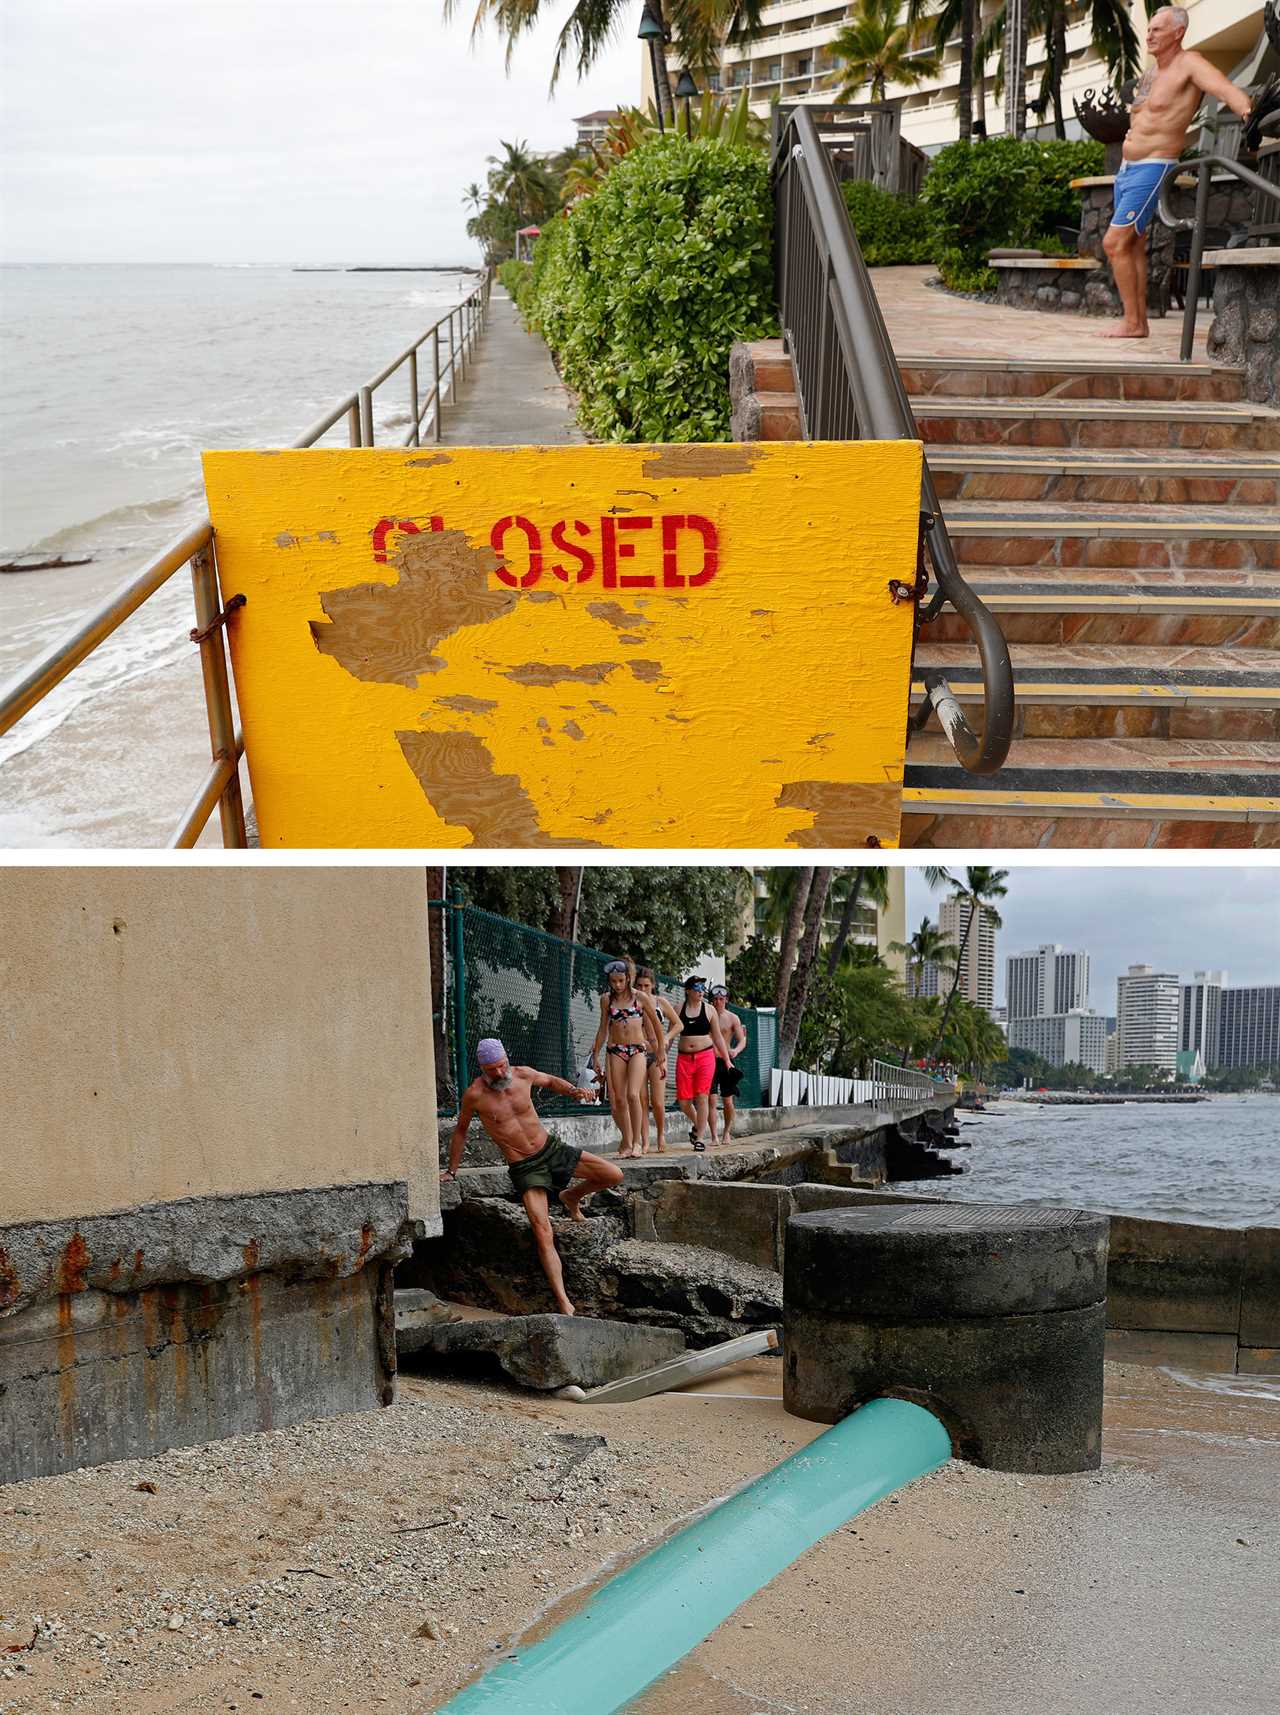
[2,1354,1275,1715]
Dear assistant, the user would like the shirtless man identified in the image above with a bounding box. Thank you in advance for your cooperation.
[444,1038,623,1316]
[707,984,748,1148]
[1103,7,1251,339]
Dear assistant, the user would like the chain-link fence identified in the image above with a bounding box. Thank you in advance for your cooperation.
[431,899,774,1118]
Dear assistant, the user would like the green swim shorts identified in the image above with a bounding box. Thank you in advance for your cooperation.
[507,1132,583,1198]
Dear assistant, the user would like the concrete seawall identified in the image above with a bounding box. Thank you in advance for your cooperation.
[733,1183,1279,1376]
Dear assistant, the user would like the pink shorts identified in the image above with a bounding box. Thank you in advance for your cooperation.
[676,1047,716,1101]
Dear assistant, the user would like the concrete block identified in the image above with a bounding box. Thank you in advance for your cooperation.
[787,1203,1109,1319]
[1236,1346,1280,1376]
[1,1266,391,1485]
[1106,1216,1246,1334]
[790,1184,949,1214]
[651,1180,793,1272]
[397,1312,685,1391]
[783,1204,1108,1473]
[785,1301,1106,1474]
[1104,1327,1241,1372]
[1239,1227,1280,1349]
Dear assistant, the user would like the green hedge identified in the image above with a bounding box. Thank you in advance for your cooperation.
[841,180,932,265]
[922,136,1104,292]
[514,138,777,442]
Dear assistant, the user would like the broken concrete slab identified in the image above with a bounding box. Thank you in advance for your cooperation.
[646,1180,794,1272]
[599,1239,782,1347]
[397,1311,685,1391]
[408,1199,781,1347]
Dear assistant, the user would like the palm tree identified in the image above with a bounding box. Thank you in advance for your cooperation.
[929,0,978,140]
[453,0,756,131]
[890,915,953,999]
[778,868,836,1072]
[774,866,814,1022]
[928,865,1008,1055]
[825,867,889,974]
[486,139,557,227]
[977,0,1140,139]
[462,181,487,215]
[828,0,939,104]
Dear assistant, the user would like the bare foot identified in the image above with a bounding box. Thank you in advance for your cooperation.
[559,1188,588,1222]
[655,1145,667,1154]
[1101,323,1149,339]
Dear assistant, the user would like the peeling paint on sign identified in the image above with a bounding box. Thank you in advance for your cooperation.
[202,442,921,847]
[396,730,603,847]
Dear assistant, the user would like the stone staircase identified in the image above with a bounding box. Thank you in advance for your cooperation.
[731,342,1280,848]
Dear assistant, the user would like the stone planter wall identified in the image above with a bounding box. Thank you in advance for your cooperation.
[1206,248,1280,405]
[989,255,1101,313]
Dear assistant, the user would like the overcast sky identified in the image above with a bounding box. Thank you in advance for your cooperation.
[0,0,638,265]
[905,867,1280,1013]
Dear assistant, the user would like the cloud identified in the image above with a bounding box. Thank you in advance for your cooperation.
[0,0,638,263]
[904,867,1280,1011]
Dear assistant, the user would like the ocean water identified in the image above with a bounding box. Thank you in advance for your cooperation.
[902,1094,1280,1227]
[0,264,478,846]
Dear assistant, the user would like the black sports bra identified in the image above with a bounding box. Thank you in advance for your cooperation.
[680,1001,710,1036]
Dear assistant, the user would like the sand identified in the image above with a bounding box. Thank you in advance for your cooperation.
[0,1357,1275,1715]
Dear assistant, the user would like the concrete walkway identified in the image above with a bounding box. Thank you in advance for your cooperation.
[871,264,1204,361]
[441,288,585,445]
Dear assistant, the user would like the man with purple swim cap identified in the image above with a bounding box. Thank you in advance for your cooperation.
[445,1037,623,1316]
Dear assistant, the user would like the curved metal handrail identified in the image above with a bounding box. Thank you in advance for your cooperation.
[1156,150,1280,361]
[772,105,1013,775]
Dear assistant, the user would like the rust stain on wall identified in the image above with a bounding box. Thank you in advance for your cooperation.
[433,694,499,714]
[57,1295,76,1449]
[310,529,511,687]
[405,454,452,468]
[396,730,603,847]
[587,601,650,631]
[561,721,585,741]
[0,1248,17,1310]
[640,445,760,479]
[501,661,619,687]
[58,1232,90,1295]
[776,780,902,848]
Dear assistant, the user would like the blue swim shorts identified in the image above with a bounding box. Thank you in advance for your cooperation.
[1110,159,1176,235]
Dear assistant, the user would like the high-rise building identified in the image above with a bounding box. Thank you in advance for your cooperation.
[1180,971,1226,1066]
[1116,965,1181,1073]
[936,896,996,1014]
[1008,1010,1108,1074]
[1215,986,1280,1069]
[640,4,1266,155]
[1006,944,1090,1021]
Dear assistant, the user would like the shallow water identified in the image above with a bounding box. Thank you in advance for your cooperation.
[0,264,476,844]
[895,1093,1280,1227]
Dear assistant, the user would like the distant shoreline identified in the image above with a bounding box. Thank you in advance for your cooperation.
[293,265,481,274]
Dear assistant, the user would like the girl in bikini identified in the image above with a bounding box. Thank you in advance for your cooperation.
[591,958,663,1161]
[633,966,683,1155]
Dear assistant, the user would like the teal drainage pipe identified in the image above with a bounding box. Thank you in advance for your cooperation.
[435,1396,951,1715]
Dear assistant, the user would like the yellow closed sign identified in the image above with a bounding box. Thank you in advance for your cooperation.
[202,442,922,848]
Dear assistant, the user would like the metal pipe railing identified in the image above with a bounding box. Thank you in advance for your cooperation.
[0,271,492,846]
[772,106,1013,776]
[1156,151,1280,362]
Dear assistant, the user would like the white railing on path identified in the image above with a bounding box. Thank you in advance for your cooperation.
[770,1058,949,1109]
